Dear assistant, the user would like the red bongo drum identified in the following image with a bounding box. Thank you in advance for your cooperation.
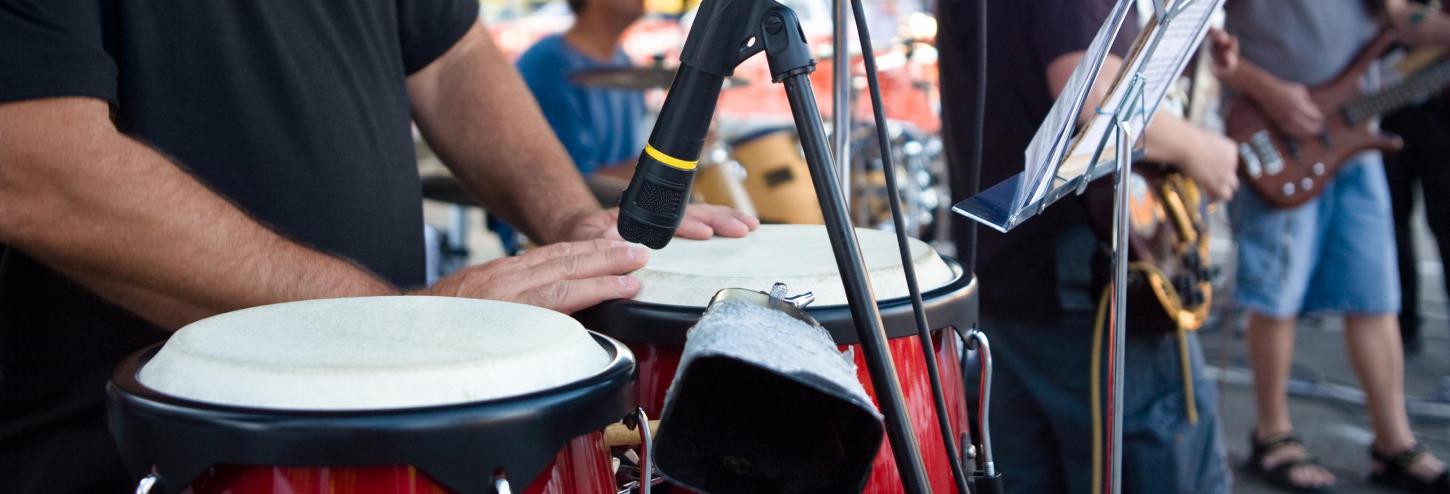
[108,296,638,494]
[578,225,978,493]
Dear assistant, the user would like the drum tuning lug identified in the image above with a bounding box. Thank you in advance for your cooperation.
[135,473,158,494]
[768,282,816,308]
[769,282,788,300]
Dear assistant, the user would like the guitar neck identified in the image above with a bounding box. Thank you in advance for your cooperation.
[1343,57,1450,124]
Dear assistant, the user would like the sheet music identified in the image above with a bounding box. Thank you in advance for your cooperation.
[1011,0,1135,225]
[1057,0,1222,179]
[954,0,1222,233]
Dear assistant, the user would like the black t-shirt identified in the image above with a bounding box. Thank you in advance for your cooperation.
[0,0,476,490]
[938,0,1138,318]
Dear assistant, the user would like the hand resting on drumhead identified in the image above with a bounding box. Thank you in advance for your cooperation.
[415,239,649,314]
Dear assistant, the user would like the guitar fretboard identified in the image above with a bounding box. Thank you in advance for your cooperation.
[1343,58,1450,124]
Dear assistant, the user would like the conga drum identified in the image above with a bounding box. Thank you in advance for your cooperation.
[729,129,826,225]
[108,296,639,494]
[578,224,978,493]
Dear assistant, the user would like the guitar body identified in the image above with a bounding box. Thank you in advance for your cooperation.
[1227,30,1405,209]
[1087,165,1214,331]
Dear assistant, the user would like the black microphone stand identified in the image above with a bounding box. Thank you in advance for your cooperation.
[671,0,932,491]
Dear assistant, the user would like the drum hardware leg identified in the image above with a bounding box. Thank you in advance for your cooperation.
[623,406,654,494]
[605,419,662,447]
[134,473,158,494]
[963,328,1002,493]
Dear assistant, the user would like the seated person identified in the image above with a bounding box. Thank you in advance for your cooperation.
[499,0,647,251]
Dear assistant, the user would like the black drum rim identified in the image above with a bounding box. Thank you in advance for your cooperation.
[576,257,979,345]
[107,331,638,494]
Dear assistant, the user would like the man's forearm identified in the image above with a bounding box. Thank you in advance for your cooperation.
[1141,112,1202,164]
[1217,56,1289,106]
[408,21,602,245]
[0,98,395,330]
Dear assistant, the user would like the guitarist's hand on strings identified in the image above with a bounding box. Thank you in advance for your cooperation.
[1207,28,1239,80]
[1259,81,1325,140]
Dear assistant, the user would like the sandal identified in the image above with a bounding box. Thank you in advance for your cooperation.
[1248,431,1335,493]
[1370,443,1450,493]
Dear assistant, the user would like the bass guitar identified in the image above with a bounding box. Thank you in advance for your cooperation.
[1227,29,1450,208]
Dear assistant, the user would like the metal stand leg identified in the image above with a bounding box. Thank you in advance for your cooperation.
[831,0,852,205]
[783,73,931,493]
[1107,122,1132,494]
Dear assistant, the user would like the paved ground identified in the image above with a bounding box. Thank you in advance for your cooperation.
[1203,196,1450,493]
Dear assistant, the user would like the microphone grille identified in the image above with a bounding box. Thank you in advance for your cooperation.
[618,214,673,249]
[634,180,686,214]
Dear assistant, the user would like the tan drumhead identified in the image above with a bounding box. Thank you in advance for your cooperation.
[137,296,611,410]
[632,224,956,307]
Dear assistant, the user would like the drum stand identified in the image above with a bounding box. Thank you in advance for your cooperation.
[662,0,933,490]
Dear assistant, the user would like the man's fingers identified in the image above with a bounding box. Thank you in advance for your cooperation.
[521,239,630,267]
[683,205,755,238]
[674,215,716,239]
[1301,105,1326,123]
[734,210,762,229]
[517,276,642,314]
[528,243,649,286]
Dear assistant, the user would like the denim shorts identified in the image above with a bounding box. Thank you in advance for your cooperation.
[1229,152,1400,317]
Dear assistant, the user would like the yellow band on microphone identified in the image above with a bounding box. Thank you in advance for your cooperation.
[644,144,698,171]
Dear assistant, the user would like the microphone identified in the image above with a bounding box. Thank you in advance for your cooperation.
[617,64,725,249]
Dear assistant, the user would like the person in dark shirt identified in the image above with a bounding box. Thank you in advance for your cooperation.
[0,1,756,492]
[937,0,1239,491]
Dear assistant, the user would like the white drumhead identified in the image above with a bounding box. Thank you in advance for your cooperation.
[137,296,611,410]
[632,224,956,307]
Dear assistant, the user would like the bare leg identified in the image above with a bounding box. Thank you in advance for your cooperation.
[1247,312,1336,487]
[1345,313,1446,481]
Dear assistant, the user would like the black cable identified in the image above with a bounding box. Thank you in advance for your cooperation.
[970,0,988,472]
[968,0,987,276]
[845,1,971,492]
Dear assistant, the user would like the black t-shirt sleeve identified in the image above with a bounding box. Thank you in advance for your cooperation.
[0,0,116,105]
[1031,0,1114,65]
[397,0,480,75]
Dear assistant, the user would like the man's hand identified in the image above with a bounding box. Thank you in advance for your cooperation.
[1177,131,1240,201]
[1258,81,1325,140]
[1208,28,1239,79]
[1388,1,1450,46]
[563,204,760,242]
[417,239,647,313]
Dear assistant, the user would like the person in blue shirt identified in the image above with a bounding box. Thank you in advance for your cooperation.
[496,0,647,251]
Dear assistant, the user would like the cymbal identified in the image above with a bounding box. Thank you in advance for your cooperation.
[570,64,749,91]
